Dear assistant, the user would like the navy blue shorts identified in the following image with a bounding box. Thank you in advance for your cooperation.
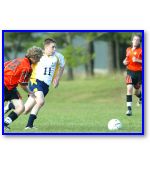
[29,79,49,97]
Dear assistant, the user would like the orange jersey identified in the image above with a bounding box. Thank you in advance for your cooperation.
[126,47,142,71]
[4,57,32,90]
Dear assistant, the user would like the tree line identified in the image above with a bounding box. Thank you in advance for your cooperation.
[4,32,142,80]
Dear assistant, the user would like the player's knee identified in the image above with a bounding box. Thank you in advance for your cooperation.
[37,99,45,107]
[127,88,132,94]
[24,107,30,114]
[19,104,25,113]
[127,85,133,94]
[15,104,25,114]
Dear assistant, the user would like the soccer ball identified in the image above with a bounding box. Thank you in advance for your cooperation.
[108,119,122,130]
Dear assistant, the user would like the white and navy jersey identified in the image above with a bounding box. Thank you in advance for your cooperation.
[31,52,65,86]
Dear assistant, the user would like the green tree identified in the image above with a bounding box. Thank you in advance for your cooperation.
[97,32,142,72]
[4,32,35,60]
[83,32,105,76]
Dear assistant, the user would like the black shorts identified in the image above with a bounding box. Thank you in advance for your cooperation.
[126,70,142,89]
[4,86,21,101]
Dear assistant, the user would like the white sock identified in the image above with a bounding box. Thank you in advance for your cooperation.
[5,117,12,125]
[127,102,132,107]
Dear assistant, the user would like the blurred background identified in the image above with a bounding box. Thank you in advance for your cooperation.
[4,31,142,132]
[4,32,142,80]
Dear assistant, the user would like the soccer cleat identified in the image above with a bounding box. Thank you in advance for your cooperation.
[126,110,132,116]
[136,99,142,107]
[4,122,11,131]
[4,125,10,131]
[25,126,37,130]
[25,126,32,130]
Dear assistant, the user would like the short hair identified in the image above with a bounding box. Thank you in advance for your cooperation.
[131,34,141,42]
[44,38,56,46]
[26,46,43,59]
[131,34,141,48]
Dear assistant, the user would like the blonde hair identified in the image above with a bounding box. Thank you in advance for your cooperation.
[26,46,43,59]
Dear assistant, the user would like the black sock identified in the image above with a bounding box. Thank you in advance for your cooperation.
[5,102,15,114]
[127,95,132,102]
[9,111,18,120]
[128,106,132,110]
[9,102,15,110]
[126,95,132,110]
[5,111,18,126]
[26,114,37,127]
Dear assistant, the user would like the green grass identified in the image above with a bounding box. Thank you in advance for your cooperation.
[5,74,142,133]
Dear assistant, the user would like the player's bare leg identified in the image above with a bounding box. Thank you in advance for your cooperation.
[134,87,142,106]
[25,91,45,129]
[126,84,133,116]
[12,99,25,114]
[24,96,36,114]
[4,99,25,130]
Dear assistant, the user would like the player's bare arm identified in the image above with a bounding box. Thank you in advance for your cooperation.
[123,57,129,65]
[19,83,35,97]
[132,56,142,63]
[53,66,65,88]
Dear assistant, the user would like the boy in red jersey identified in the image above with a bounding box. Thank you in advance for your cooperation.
[123,35,142,116]
[4,46,43,130]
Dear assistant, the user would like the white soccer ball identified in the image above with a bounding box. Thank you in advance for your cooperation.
[108,119,122,130]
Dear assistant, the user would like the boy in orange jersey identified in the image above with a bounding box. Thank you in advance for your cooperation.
[123,35,142,116]
[4,46,43,130]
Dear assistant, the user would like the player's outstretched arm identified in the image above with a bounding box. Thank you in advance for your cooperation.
[19,83,35,97]
[53,66,65,88]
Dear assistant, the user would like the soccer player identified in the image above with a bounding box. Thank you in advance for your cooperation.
[4,46,43,130]
[24,38,65,129]
[123,34,142,116]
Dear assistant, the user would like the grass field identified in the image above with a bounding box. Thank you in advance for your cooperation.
[4,73,142,134]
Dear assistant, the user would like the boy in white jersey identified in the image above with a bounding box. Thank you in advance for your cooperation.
[24,38,65,129]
